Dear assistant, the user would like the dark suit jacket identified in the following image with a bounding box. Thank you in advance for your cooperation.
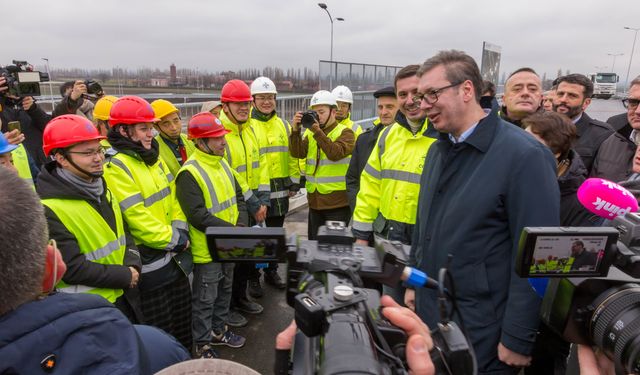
[573,112,613,174]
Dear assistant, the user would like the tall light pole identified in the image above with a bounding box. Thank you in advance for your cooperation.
[318,3,344,89]
[607,53,623,73]
[41,58,55,111]
[624,26,640,92]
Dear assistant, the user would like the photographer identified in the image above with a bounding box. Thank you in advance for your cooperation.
[53,80,96,120]
[0,77,50,166]
[289,90,355,240]
[274,295,435,375]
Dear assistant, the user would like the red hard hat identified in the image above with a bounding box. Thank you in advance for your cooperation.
[220,80,252,103]
[188,112,230,140]
[43,115,106,156]
[108,95,159,126]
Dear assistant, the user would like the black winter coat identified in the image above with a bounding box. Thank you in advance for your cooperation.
[559,150,600,226]
[0,98,50,166]
[573,112,613,174]
[410,109,560,373]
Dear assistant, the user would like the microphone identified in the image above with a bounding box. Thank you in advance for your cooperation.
[577,178,638,219]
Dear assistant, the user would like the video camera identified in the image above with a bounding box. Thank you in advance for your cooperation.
[0,60,49,97]
[515,213,640,375]
[206,222,476,375]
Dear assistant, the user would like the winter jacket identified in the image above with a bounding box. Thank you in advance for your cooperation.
[573,112,614,174]
[558,150,600,226]
[346,120,384,212]
[0,97,50,166]
[590,113,635,182]
[53,95,94,120]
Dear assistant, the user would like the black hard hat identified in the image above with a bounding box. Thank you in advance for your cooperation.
[373,86,396,98]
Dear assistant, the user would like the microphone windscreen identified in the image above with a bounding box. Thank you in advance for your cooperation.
[577,178,639,219]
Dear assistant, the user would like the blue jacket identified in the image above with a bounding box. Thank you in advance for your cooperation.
[0,292,148,374]
[410,108,560,374]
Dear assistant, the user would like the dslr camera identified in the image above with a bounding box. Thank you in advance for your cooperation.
[516,212,640,375]
[0,60,49,97]
[204,222,475,374]
[82,79,104,101]
[300,110,319,129]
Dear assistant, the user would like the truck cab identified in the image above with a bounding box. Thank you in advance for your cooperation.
[588,72,618,99]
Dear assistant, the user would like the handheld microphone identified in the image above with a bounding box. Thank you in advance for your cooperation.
[577,178,638,219]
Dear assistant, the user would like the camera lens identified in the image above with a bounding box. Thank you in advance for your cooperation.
[590,283,640,374]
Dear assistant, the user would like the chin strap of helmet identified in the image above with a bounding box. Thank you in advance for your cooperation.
[197,139,216,155]
[62,149,103,179]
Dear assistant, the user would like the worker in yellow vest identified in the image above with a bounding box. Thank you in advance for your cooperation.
[289,90,355,239]
[151,99,195,177]
[332,85,363,138]
[0,131,18,173]
[176,112,261,358]
[0,127,36,188]
[248,76,299,294]
[37,114,142,322]
[103,95,193,350]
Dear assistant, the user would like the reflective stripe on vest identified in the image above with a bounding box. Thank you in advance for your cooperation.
[42,192,126,303]
[156,133,195,177]
[305,123,351,194]
[178,149,239,263]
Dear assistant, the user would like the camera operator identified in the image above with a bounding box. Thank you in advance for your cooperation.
[289,90,355,240]
[274,295,435,375]
[0,76,50,166]
[53,80,96,120]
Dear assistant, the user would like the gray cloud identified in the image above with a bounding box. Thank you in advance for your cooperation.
[2,0,639,79]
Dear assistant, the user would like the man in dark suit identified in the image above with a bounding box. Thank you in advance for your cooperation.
[552,74,613,174]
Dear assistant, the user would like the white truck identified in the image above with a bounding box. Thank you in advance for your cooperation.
[588,72,618,99]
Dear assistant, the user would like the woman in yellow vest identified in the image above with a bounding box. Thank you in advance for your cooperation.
[36,115,142,322]
[176,112,262,358]
[289,90,355,239]
[103,96,193,351]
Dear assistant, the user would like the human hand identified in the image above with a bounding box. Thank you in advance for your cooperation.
[291,112,302,131]
[4,129,24,145]
[497,343,531,367]
[276,320,297,350]
[355,239,369,246]
[404,288,416,311]
[577,344,615,375]
[310,121,321,133]
[254,205,267,222]
[70,80,87,101]
[0,77,7,93]
[22,96,34,111]
[288,191,297,197]
[129,267,139,288]
[381,295,435,375]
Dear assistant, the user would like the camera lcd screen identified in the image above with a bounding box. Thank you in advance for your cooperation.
[17,72,40,83]
[516,227,619,278]
[206,226,286,263]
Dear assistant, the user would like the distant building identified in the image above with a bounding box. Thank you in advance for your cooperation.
[170,64,177,83]
[151,78,169,87]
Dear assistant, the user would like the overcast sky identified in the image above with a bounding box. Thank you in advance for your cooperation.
[3,0,639,81]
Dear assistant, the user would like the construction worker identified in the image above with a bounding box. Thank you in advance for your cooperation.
[0,131,18,173]
[36,114,143,322]
[176,112,258,358]
[352,65,436,304]
[151,99,195,177]
[332,85,363,137]
[249,76,299,294]
[201,100,223,118]
[219,79,270,316]
[289,90,355,239]
[103,95,193,351]
[92,95,117,146]
[0,129,34,188]
[346,86,398,211]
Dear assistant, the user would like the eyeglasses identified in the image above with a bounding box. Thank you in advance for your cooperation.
[412,81,464,105]
[622,98,640,110]
[67,147,106,158]
[254,95,275,101]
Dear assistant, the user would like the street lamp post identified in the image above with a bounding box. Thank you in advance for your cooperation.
[624,26,640,92]
[607,53,624,73]
[318,3,344,90]
[41,57,55,111]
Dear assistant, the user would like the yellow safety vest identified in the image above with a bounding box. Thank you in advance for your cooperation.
[12,144,34,189]
[156,133,196,177]
[42,193,126,303]
[339,113,363,138]
[352,120,436,232]
[103,152,187,274]
[177,149,245,264]
[219,110,270,194]
[304,122,351,194]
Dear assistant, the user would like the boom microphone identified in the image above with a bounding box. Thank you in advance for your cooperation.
[577,178,639,219]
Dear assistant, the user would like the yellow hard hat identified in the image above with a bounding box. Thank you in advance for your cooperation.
[92,95,118,121]
[151,99,179,120]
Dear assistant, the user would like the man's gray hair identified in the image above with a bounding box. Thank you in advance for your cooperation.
[631,75,640,89]
[417,50,483,102]
[0,168,48,315]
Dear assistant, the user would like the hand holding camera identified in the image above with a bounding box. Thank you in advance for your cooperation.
[70,81,87,101]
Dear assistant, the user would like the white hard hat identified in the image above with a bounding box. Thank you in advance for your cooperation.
[309,90,337,108]
[331,85,353,104]
[250,77,277,95]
